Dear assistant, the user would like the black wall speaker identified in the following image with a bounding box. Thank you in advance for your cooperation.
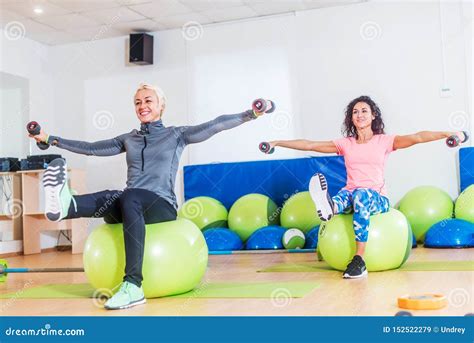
[129,33,153,65]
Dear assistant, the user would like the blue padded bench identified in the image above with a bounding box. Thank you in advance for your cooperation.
[460,147,474,192]
[183,156,346,209]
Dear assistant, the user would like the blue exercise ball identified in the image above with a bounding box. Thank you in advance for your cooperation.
[203,228,243,251]
[412,232,417,248]
[304,226,320,249]
[424,219,474,248]
[245,226,286,250]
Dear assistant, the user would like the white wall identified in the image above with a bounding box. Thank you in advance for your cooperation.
[184,1,472,204]
[464,0,473,138]
[1,1,472,250]
[33,0,474,205]
[0,30,57,249]
[0,88,24,157]
[288,0,472,203]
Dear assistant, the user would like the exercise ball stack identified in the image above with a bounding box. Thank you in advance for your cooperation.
[398,186,454,242]
[83,219,208,298]
[318,209,412,271]
[228,193,279,241]
[280,191,321,233]
[455,185,474,223]
[177,196,228,231]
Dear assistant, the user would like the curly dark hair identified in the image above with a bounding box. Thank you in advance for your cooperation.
[342,95,385,139]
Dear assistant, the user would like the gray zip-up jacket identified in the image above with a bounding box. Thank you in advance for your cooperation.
[49,110,257,208]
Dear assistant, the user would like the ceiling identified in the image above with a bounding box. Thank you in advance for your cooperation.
[0,0,365,46]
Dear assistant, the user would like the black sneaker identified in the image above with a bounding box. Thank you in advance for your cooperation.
[309,173,335,221]
[343,255,368,279]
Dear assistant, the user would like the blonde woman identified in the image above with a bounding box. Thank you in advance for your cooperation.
[30,84,273,310]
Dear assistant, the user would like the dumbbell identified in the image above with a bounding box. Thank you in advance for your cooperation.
[26,121,49,150]
[446,131,469,148]
[395,311,413,316]
[252,98,275,115]
[259,141,274,154]
[0,259,83,282]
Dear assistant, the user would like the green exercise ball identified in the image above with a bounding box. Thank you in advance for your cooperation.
[398,186,453,241]
[455,185,474,223]
[83,219,208,298]
[280,191,321,233]
[318,209,412,272]
[177,196,228,230]
[228,193,279,242]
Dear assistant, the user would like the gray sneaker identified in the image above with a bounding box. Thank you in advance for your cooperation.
[43,158,73,221]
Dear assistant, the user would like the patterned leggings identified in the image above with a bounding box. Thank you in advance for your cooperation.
[333,188,390,242]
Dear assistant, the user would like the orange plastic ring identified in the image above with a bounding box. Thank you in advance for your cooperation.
[398,294,447,310]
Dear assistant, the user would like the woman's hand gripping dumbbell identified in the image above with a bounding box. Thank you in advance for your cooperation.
[252,98,275,117]
[26,121,49,150]
[446,131,469,148]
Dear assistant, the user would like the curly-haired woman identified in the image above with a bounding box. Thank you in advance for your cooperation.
[264,95,468,279]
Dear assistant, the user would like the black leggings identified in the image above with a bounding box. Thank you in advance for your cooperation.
[66,188,177,287]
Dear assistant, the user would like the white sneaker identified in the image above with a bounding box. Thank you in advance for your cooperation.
[309,173,335,221]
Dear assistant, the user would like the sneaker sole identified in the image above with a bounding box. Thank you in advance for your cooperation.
[309,173,334,221]
[43,159,67,222]
[343,269,368,279]
[104,298,147,310]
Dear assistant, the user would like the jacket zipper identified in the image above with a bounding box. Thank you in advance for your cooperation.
[141,136,147,171]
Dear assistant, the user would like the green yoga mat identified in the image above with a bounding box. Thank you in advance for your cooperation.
[258,260,474,273]
[399,260,474,271]
[0,281,320,300]
[258,262,336,273]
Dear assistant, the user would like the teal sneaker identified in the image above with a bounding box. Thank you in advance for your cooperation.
[104,281,146,310]
[43,158,75,221]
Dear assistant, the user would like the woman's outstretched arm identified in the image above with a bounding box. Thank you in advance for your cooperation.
[180,110,258,145]
[30,128,125,156]
[269,139,338,153]
[393,131,467,150]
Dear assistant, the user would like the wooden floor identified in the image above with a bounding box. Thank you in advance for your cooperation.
[0,247,473,316]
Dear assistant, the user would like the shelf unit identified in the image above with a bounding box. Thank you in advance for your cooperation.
[0,172,23,254]
[19,169,87,255]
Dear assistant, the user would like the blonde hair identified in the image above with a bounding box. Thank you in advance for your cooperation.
[135,83,166,115]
